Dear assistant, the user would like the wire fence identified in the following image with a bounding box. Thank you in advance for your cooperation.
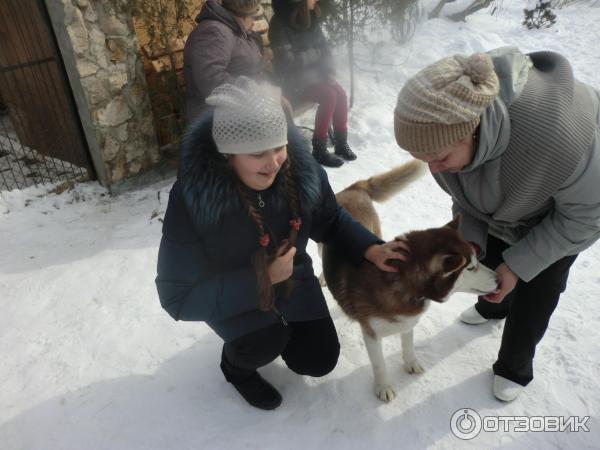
[0,0,94,192]
[0,110,88,191]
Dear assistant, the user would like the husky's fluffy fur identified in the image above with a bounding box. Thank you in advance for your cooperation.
[322,161,498,402]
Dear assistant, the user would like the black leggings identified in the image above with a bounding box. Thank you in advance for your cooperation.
[475,235,577,386]
[220,317,340,383]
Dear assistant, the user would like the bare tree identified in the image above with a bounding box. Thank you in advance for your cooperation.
[429,0,494,21]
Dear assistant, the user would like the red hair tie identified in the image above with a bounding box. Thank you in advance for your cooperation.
[259,234,270,247]
[289,218,302,231]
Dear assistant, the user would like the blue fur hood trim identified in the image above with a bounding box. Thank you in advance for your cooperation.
[178,113,323,233]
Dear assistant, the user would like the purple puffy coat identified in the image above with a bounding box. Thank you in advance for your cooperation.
[183,0,265,123]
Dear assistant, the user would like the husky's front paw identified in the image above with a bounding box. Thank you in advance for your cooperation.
[404,359,425,374]
[374,383,397,402]
[319,272,327,287]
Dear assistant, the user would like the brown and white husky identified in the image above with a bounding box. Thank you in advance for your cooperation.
[322,160,498,402]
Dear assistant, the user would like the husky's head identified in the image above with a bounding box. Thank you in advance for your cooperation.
[399,216,498,302]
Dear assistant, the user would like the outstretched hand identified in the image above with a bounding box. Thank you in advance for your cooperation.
[483,263,517,303]
[364,238,410,273]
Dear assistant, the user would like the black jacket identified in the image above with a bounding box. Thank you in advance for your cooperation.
[268,7,334,102]
[155,115,380,341]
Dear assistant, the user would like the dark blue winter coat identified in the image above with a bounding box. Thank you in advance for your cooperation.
[155,114,380,342]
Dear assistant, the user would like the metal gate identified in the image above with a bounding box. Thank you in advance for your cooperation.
[0,0,95,191]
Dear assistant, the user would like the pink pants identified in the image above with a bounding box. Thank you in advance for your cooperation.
[301,82,349,139]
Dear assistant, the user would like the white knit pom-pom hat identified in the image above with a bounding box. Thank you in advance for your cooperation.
[206,77,288,155]
[394,52,500,154]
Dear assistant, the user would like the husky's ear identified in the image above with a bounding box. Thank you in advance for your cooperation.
[442,254,466,278]
[444,215,461,230]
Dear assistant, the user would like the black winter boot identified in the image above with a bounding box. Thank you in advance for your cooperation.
[312,137,344,167]
[333,130,357,161]
[230,371,282,410]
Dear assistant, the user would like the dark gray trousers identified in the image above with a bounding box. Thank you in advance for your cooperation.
[475,235,577,386]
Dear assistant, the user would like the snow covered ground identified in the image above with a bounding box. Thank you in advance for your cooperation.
[2,1,600,449]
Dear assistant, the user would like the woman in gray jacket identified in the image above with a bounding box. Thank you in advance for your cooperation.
[394,47,600,402]
[183,0,265,123]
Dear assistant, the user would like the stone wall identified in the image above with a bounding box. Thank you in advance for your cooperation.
[46,0,160,185]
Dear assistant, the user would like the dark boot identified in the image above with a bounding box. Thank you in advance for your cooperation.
[230,371,282,410]
[333,130,357,161]
[312,137,344,167]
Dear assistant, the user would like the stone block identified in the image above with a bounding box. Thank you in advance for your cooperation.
[97,96,133,126]
[76,60,100,77]
[107,38,129,63]
[67,8,89,55]
[81,75,109,105]
[102,134,120,160]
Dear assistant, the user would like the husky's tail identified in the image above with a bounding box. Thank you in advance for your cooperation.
[345,159,426,202]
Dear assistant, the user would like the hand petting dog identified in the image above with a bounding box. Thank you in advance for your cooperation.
[364,239,410,273]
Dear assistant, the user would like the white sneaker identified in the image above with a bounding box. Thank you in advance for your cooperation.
[459,305,488,325]
[493,375,523,402]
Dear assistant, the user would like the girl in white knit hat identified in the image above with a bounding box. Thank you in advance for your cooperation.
[394,47,600,402]
[156,77,409,410]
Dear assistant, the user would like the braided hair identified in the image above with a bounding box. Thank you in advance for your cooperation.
[229,152,302,311]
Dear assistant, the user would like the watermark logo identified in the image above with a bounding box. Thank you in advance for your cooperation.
[450,408,590,440]
[450,408,482,440]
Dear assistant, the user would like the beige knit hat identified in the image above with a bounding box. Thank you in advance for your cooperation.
[394,53,500,154]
